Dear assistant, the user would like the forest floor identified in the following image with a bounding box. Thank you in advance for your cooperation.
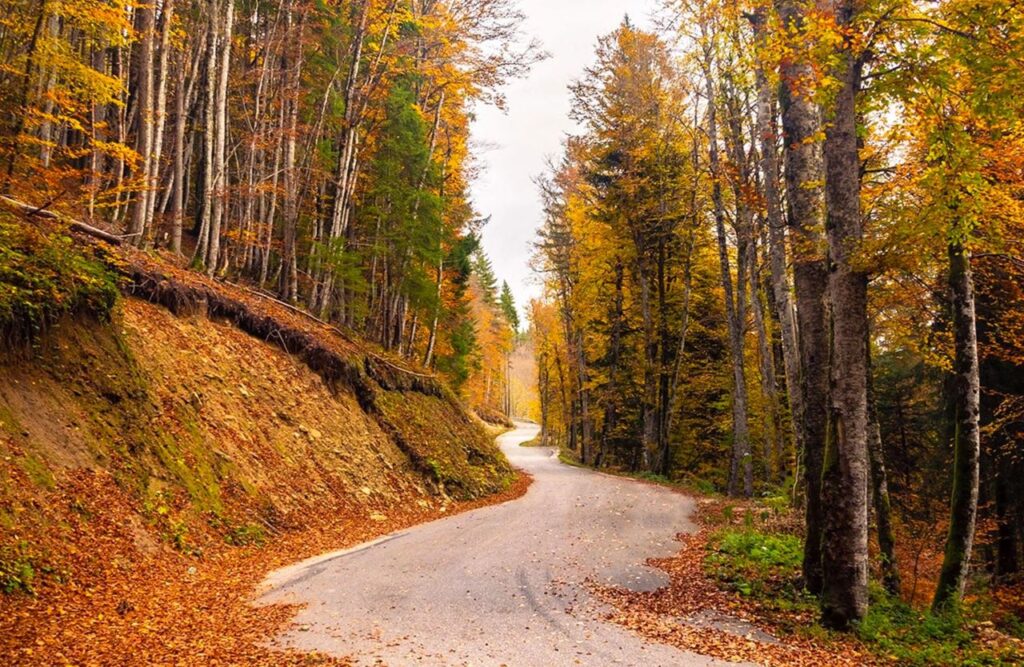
[588,479,1024,667]
[1,212,523,665]
[0,467,531,665]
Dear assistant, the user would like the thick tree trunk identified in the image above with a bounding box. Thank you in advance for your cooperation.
[820,0,870,629]
[775,0,830,596]
[933,242,981,610]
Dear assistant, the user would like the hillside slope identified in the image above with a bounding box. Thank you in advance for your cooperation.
[0,211,516,664]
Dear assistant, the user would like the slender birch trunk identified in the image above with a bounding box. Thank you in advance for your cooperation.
[129,3,155,243]
[206,0,234,276]
[146,0,176,245]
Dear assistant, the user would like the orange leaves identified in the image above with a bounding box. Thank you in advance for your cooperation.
[589,503,881,667]
[0,448,531,665]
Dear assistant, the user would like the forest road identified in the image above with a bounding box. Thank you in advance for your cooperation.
[257,423,749,666]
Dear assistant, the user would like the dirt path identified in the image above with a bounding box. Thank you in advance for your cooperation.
[257,424,749,666]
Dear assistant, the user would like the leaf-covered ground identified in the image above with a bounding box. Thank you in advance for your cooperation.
[587,494,1024,666]
[0,224,523,665]
[0,467,531,665]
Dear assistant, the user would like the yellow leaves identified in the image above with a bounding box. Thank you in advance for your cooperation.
[52,0,133,47]
[92,141,140,168]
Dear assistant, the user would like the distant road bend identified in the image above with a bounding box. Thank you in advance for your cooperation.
[258,423,744,666]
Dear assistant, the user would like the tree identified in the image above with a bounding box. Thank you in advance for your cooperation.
[773,0,831,596]
[499,281,519,334]
[817,0,871,630]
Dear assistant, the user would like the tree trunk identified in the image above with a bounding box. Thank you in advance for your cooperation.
[750,244,783,481]
[775,0,830,596]
[3,0,47,189]
[280,9,304,302]
[194,11,218,265]
[129,2,155,244]
[639,267,659,472]
[146,0,176,245]
[869,419,900,596]
[206,0,234,276]
[660,229,697,477]
[171,40,186,254]
[701,43,752,498]
[933,241,981,610]
[866,335,900,597]
[820,0,870,629]
[750,9,802,482]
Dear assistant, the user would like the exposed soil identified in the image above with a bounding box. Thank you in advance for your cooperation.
[0,239,519,665]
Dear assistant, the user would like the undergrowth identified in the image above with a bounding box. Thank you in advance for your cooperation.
[704,524,1023,665]
[705,528,813,611]
[0,212,118,347]
[0,541,38,595]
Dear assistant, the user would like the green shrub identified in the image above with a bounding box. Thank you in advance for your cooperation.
[225,523,266,547]
[0,541,38,595]
[705,529,810,608]
[0,213,118,345]
[716,530,803,568]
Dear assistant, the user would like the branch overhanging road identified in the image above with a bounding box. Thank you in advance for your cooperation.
[257,423,751,666]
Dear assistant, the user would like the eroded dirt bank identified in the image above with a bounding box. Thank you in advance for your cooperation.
[1,245,516,664]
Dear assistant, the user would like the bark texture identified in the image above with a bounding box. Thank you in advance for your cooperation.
[819,0,869,630]
[775,0,829,595]
[933,242,981,610]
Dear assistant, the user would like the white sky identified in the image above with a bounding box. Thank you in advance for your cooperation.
[469,0,661,320]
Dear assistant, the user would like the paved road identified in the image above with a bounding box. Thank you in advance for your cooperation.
[258,424,741,666]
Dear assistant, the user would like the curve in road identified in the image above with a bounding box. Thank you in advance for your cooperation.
[257,423,745,666]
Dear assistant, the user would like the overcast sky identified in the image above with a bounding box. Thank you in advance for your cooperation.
[469,0,661,320]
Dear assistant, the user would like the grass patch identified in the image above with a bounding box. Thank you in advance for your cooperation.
[704,522,1022,665]
[705,528,813,610]
[856,590,1021,665]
